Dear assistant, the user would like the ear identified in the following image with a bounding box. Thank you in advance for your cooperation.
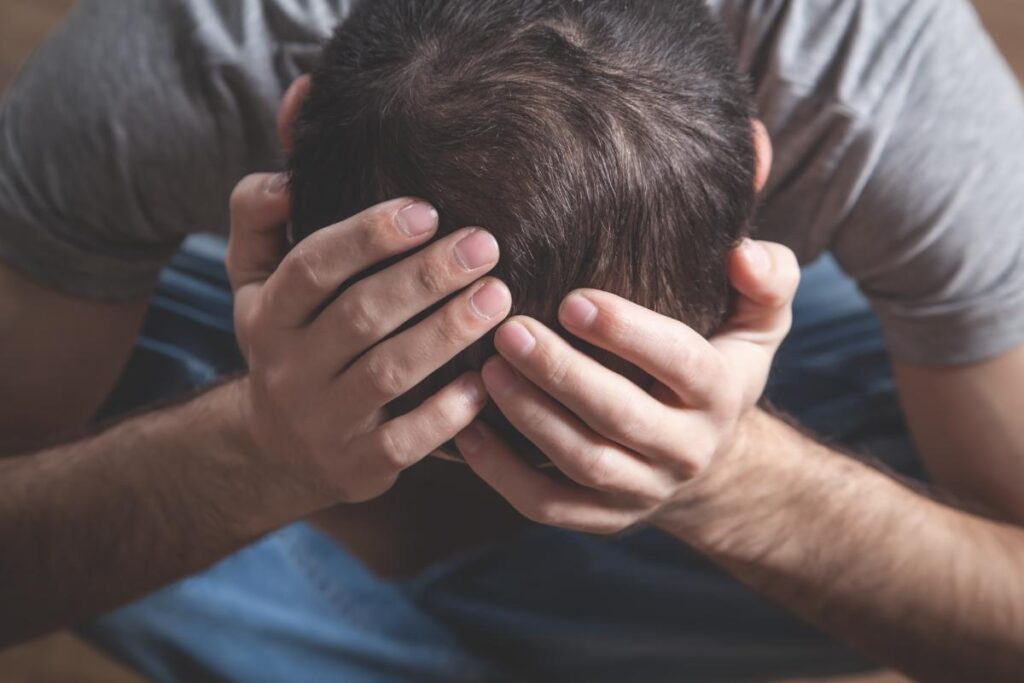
[277,74,312,153]
[752,119,773,194]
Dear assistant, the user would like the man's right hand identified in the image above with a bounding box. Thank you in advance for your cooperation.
[225,173,511,508]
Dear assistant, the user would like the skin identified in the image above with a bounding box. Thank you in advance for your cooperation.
[0,172,521,644]
[459,313,1024,680]
[0,265,147,455]
[0,163,794,647]
[2,71,1022,683]
[447,135,1024,681]
[0,83,787,646]
[442,91,1024,680]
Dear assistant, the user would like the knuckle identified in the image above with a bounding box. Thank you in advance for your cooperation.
[436,302,473,348]
[691,448,715,475]
[716,380,746,417]
[678,431,717,476]
[358,205,399,246]
[228,176,257,216]
[633,482,670,508]
[575,447,618,490]
[415,252,454,296]
[761,252,801,308]
[335,290,381,342]
[435,387,478,432]
[372,428,411,470]
[541,349,574,387]
[671,339,720,385]
[363,353,407,401]
[259,282,286,324]
[525,499,563,526]
[255,365,294,411]
[238,300,265,337]
[283,244,325,292]
[606,404,649,444]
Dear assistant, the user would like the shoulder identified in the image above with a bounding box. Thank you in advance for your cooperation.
[708,1,1024,366]
[708,0,957,119]
[704,0,1010,263]
[0,0,354,300]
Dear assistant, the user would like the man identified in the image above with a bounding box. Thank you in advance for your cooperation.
[1,1,1023,682]
[286,0,761,462]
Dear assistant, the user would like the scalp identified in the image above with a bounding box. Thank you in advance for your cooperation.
[288,0,757,445]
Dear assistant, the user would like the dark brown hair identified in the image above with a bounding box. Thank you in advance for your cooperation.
[289,0,756,459]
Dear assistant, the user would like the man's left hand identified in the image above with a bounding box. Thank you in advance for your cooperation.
[454,239,799,534]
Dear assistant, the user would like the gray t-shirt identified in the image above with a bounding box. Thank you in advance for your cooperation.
[1,0,1022,366]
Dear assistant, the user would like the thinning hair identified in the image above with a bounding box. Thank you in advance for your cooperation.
[289,0,756,458]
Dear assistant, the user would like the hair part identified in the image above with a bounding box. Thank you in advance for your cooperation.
[289,0,756,459]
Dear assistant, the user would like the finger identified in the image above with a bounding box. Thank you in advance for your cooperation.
[227,173,292,353]
[557,289,726,407]
[226,173,291,293]
[493,318,693,464]
[311,228,499,369]
[337,277,511,408]
[713,240,800,405]
[456,419,639,534]
[720,239,800,345]
[260,197,440,328]
[356,372,488,476]
[481,356,677,497]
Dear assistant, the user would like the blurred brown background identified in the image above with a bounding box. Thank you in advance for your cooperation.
[0,1,1021,681]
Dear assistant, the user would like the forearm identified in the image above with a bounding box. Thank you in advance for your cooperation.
[661,409,1024,682]
[0,379,310,646]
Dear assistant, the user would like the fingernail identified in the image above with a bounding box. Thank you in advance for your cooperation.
[263,173,288,195]
[560,293,598,328]
[454,230,499,270]
[469,281,509,319]
[495,321,536,357]
[740,238,769,274]
[395,201,438,237]
[483,358,519,397]
[457,422,485,455]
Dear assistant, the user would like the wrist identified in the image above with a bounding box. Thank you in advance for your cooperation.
[199,378,326,535]
[218,375,267,469]
[651,407,791,553]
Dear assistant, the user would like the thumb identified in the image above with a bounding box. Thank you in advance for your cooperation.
[722,239,800,346]
[226,172,291,294]
[711,239,800,406]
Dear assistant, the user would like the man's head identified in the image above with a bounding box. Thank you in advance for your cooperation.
[285,0,764,458]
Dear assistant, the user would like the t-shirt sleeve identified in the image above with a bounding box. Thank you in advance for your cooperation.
[0,0,323,301]
[828,0,1024,366]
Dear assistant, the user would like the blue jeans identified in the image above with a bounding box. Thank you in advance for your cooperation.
[82,237,918,682]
